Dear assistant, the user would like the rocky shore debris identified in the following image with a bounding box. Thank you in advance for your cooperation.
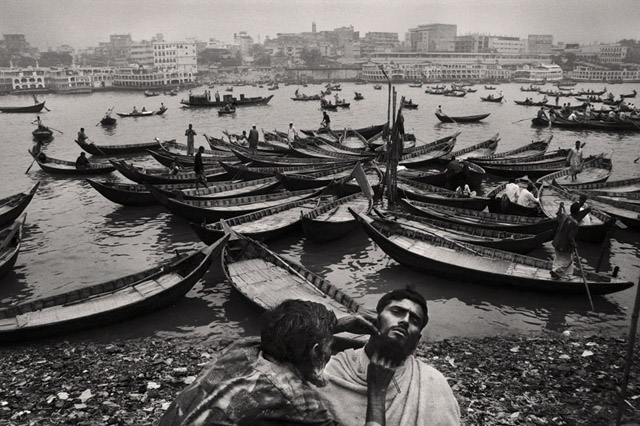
[0,333,638,425]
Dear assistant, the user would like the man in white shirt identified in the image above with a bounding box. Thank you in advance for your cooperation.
[287,122,298,148]
[517,183,541,208]
[504,178,521,202]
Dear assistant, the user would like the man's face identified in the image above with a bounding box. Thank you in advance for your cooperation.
[306,336,333,387]
[370,299,425,364]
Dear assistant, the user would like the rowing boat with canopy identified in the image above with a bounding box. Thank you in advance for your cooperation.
[75,138,161,156]
[191,196,331,243]
[301,192,373,242]
[221,232,371,348]
[370,209,551,254]
[538,183,614,242]
[0,182,39,227]
[351,210,632,295]
[402,198,557,234]
[0,237,228,342]
[151,187,324,222]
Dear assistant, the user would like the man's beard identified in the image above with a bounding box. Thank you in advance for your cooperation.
[368,329,420,365]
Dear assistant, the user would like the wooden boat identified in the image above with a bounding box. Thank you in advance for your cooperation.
[468,137,552,163]
[439,133,500,162]
[0,182,39,227]
[229,147,356,169]
[397,161,486,190]
[400,100,419,109]
[514,100,548,106]
[486,182,543,217]
[32,127,54,141]
[303,123,385,140]
[151,186,323,222]
[156,177,281,201]
[480,95,503,102]
[621,90,637,98]
[480,157,573,179]
[565,177,640,194]
[568,190,640,229]
[484,85,496,90]
[75,138,161,156]
[443,91,466,97]
[354,93,364,100]
[470,148,569,168]
[339,129,368,150]
[370,209,551,254]
[222,232,371,347]
[0,102,46,113]
[0,216,26,280]
[116,110,156,117]
[28,150,115,175]
[100,116,117,126]
[335,100,351,108]
[396,177,490,210]
[291,94,322,101]
[402,198,557,234]
[218,105,236,115]
[110,160,229,185]
[144,90,160,97]
[181,93,274,108]
[531,116,640,131]
[149,148,236,168]
[399,134,458,167]
[301,192,373,242]
[351,210,632,295]
[0,236,228,342]
[536,156,613,186]
[191,196,330,243]
[277,163,360,190]
[520,86,541,92]
[320,101,338,111]
[435,112,490,123]
[219,161,336,181]
[574,96,603,103]
[86,179,169,206]
[538,183,615,242]
[290,141,372,160]
[576,88,607,96]
[155,106,168,115]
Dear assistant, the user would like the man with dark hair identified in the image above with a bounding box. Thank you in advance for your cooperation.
[159,299,394,426]
[317,287,461,425]
[194,146,208,190]
[551,198,591,279]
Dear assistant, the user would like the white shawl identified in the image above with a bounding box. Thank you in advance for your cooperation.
[315,348,460,426]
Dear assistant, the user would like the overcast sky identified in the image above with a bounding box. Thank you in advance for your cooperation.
[3,0,639,50]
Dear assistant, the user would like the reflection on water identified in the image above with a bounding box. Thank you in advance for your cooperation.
[0,83,638,344]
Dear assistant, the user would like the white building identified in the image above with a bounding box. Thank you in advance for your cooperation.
[153,41,197,74]
[512,63,563,82]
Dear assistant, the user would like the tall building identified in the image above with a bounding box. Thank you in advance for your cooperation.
[234,32,254,55]
[153,41,197,74]
[405,24,457,52]
[361,32,400,57]
[527,35,553,53]
[109,34,133,67]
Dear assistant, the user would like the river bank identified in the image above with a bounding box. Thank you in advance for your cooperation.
[0,331,638,425]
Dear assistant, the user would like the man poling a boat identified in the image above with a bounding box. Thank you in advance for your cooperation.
[550,199,591,280]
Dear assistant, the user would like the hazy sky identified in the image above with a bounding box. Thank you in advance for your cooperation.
[3,0,639,50]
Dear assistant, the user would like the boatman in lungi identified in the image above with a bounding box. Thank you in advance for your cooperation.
[185,123,197,156]
[550,200,591,279]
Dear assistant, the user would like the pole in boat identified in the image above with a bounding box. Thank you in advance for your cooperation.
[573,246,595,311]
[615,274,640,426]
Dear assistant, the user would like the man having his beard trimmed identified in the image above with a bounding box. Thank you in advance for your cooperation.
[315,287,461,426]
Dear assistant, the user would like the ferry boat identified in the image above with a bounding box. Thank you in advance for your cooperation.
[512,64,562,83]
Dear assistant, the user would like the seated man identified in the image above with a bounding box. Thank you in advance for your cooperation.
[75,152,90,169]
[316,288,461,426]
[516,182,541,208]
[159,299,393,426]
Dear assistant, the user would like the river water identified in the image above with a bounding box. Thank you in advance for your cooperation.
[0,81,638,345]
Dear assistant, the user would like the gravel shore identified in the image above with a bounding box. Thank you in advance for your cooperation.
[1,332,638,425]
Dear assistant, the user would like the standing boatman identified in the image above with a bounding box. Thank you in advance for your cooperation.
[77,127,88,144]
[321,111,331,130]
[185,123,197,156]
[248,124,259,153]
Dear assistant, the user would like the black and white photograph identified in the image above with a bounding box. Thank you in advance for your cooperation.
[0,0,639,424]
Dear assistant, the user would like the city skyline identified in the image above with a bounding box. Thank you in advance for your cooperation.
[3,0,640,50]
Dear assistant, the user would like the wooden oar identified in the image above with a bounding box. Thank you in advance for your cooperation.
[511,117,532,124]
[574,246,595,311]
[48,127,64,134]
[26,143,48,174]
[87,138,108,156]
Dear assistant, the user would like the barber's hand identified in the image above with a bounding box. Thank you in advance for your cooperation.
[334,314,379,336]
[367,352,397,393]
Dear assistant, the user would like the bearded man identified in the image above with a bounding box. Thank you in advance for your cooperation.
[316,288,461,426]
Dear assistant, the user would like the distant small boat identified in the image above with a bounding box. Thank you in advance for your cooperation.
[373,84,382,90]
[435,112,490,123]
[144,90,160,97]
